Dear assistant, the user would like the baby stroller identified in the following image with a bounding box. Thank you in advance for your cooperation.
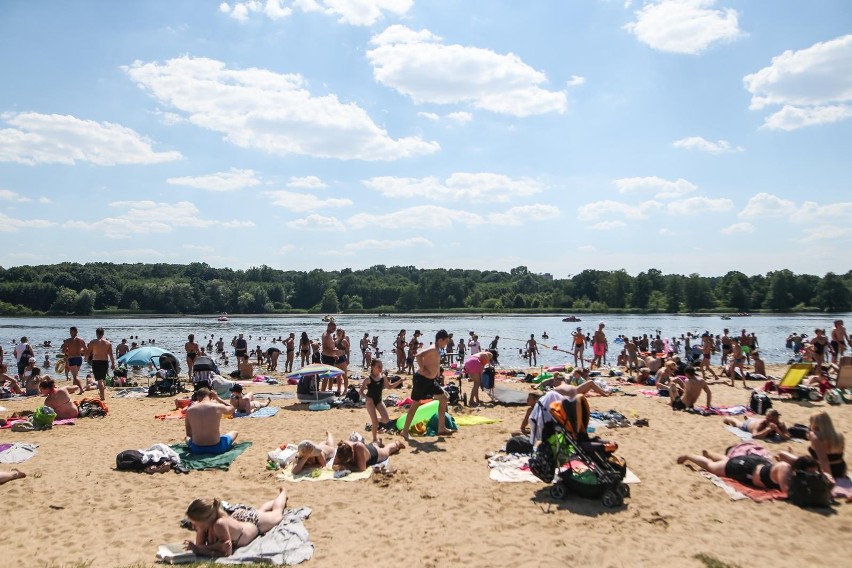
[148,353,184,397]
[530,394,629,508]
[192,355,217,391]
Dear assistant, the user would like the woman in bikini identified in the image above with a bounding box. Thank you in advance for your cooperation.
[572,327,585,369]
[812,328,829,369]
[291,432,337,475]
[360,359,403,443]
[394,330,407,374]
[777,411,846,484]
[183,487,289,557]
[284,333,295,373]
[298,332,311,368]
[463,350,496,407]
[333,438,405,473]
[38,377,79,420]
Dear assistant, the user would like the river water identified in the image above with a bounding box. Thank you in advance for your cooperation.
[2,313,849,374]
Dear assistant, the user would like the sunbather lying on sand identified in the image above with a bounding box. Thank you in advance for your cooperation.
[677,446,794,492]
[333,438,405,472]
[291,432,337,475]
[724,409,790,441]
[228,384,270,414]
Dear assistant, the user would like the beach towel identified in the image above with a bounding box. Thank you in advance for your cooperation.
[488,454,540,483]
[216,507,313,565]
[154,409,187,420]
[1,417,76,429]
[252,392,295,400]
[0,442,38,464]
[491,385,529,405]
[234,406,279,419]
[275,459,387,483]
[169,442,252,471]
[831,477,852,502]
[112,387,149,398]
[723,425,805,444]
[453,415,500,426]
[638,389,662,398]
[691,405,748,416]
[700,471,786,502]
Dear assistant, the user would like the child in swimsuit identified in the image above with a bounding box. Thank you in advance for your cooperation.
[359,359,403,443]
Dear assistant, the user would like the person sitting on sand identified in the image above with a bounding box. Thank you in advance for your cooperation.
[0,362,24,395]
[360,359,403,443]
[228,384,270,414]
[238,357,254,380]
[185,388,237,455]
[183,487,289,558]
[677,445,806,494]
[0,469,26,485]
[724,409,790,441]
[291,432,337,475]
[22,359,41,396]
[38,378,79,420]
[669,366,711,411]
[332,438,405,473]
[777,411,845,484]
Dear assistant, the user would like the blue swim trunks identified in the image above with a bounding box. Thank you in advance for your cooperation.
[187,434,234,455]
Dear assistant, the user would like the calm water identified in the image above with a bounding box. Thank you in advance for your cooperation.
[2,313,849,374]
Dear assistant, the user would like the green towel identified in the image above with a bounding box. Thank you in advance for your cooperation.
[170,441,252,471]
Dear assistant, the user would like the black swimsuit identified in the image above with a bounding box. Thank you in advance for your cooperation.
[366,443,379,466]
[366,375,383,405]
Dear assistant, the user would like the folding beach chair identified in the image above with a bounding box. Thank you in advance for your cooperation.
[777,363,813,390]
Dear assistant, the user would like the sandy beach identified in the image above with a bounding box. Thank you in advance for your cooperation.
[2,361,851,568]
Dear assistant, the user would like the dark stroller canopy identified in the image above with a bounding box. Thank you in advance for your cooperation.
[193,356,216,372]
[158,353,180,373]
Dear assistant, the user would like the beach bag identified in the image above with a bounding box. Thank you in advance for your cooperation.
[481,366,495,390]
[116,450,146,472]
[506,435,533,455]
[789,423,810,440]
[749,391,772,415]
[32,405,56,429]
[787,470,833,508]
[825,389,843,405]
[529,442,556,483]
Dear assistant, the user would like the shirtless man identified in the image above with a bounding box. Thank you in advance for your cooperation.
[699,333,720,383]
[38,377,79,420]
[591,323,607,369]
[185,388,238,455]
[625,338,639,376]
[115,338,130,359]
[720,329,732,366]
[831,320,849,364]
[724,409,790,441]
[728,337,747,388]
[234,333,248,363]
[62,327,87,394]
[360,333,370,368]
[525,334,539,366]
[86,327,115,400]
[669,366,712,411]
[185,334,201,378]
[283,332,295,373]
[320,321,342,391]
[400,329,453,440]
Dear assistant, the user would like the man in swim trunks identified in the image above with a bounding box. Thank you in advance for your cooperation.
[699,332,721,383]
[63,327,87,394]
[831,320,849,364]
[86,327,114,401]
[591,322,607,370]
[525,334,539,366]
[185,388,238,455]
[115,338,130,359]
[669,366,711,411]
[400,329,453,440]
[723,409,790,441]
[234,333,248,363]
[185,334,200,378]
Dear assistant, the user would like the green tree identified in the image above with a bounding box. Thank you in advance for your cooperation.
[665,277,683,313]
[683,273,714,312]
[74,288,96,315]
[764,270,795,311]
[320,288,339,313]
[815,273,852,312]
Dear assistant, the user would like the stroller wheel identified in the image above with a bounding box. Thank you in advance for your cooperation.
[617,484,630,499]
[549,484,568,501]
[601,489,620,508]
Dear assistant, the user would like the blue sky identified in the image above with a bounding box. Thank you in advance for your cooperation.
[0,0,850,277]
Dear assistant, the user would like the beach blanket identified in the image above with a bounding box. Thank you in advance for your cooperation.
[170,442,252,471]
[491,385,529,405]
[690,405,748,416]
[454,415,500,426]
[638,389,663,398]
[216,507,313,565]
[831,477,852,502]
[252,392,295,400]
[700,471,786,502]
[112,387,149,398]
[154,409,187,420]
[723,425,805,444]
[235,406,279,419]
[276,459,388,483]
[0,442,39,464]
[1,418,76,429]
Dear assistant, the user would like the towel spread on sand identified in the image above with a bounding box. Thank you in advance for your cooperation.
[0,442,39,464]
[724,425,754,441]
[235,406,279,418]
[169,442,252,471]
[1,418,76,429]
[831,477,852,501]
[112,387,149,398]
[276,459,388,483]
[154,409,187,420]
[453,415,500,426]
[700,471,786,502]
[252,392,296,400]
[215,507,313,565]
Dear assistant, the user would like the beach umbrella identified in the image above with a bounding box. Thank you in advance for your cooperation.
[286,363,343,380]
[117,346,173,367]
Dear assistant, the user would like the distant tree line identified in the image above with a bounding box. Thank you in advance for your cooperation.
[0,263,850,316]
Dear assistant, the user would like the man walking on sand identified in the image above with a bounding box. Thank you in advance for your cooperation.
[86,327,115,401]
[63,327,87,394]
[400,329,454,440]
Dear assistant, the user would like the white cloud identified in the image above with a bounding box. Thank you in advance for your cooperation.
[720,222,754,235]
[167,168,261,192]
[800,225,852,243]
[344,237,432,251]
[347,205,485,229]
[577,199,661,221]
[220,0,292,21]
[287,175,327,189]
[62,200,254,238]
[658,228,674,236]
[566,75,586,87]
[624,0,743,55]
[91,248,169,258]
[0,189,30,202]
[738,192,796,218]
[744,35,852,130]
[38,197,52,204]
[488,204,560,226]
[0,112,182,166]
[124,56,438,161]
[221,0,411,26]
[418,112,440,121]
[591,220,627,230]
[263,190,352,211]
[667,196,733,215]
[445,112,473,125]
[0,212,55,232]
[672,136,743,154]
[614,176,697,199]
[796,201,852,224]
[364,172,543,202]
[286,214,346,231]
[367,25,566,117]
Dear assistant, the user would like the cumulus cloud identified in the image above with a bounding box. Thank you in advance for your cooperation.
[286,214,346,231]
[347,205,485,229]
[738,192,796,218]
[344,237,432,251]
[800,225,852,243]
[287,175,327,189]
[367,25,566,117]
[0,112,182,166]
[720,222,754,235]
[62,200,254,238]
[624,0,743,55]
[667,196,733,215]
[0,189,30,202]
[264,190,352,211]
[220,0,292,21]
[488,204,560,226]
[577,199,661,221]
[167,168,261,192]
[566,75,586,87]
[364,172,543,202]
[614,176,697,199]
[672,136,743,154]
[744,35,852,130]
[418,111,472,124]
[0,212,54,232]
[124,56,438,161]
[220,0,411,26]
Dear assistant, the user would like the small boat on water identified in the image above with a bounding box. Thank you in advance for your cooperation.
[720,315,732,320]
[562,315,581,323]
[217,313,229,322]
[322,315,336,323]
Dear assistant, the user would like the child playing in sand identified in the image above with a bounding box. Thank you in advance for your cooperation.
[360,359,403,443]
[183,487,289,557]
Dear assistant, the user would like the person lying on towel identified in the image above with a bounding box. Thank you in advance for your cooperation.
[185,388,238,455]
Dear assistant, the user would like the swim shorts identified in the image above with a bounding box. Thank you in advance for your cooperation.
[187,434,234,455]
[68,356,84,367]
[463,356,483,376]
[91,360,109,381]
[321,354,336,365]
[593,343,605,357]
[411,372,445,401]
